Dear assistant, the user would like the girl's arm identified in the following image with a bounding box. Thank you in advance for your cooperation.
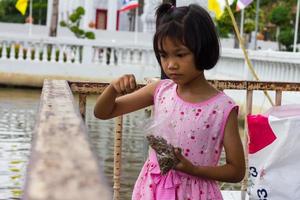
[175,109,246,183]
[94,74,159,120]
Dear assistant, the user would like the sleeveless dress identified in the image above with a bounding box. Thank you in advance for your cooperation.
[132,79,238,200]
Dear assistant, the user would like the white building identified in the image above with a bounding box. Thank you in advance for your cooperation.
[47,0,207,33]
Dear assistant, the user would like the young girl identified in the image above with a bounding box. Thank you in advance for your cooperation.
[94,3,245,200]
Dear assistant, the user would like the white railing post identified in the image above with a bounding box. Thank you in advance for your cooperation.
[11,42,16,60]
[92,47,100,64]
[51,45,56,62]
[82,44,93,65]
[42,44,48,62]
[18,43,24,60]
[1,41,7,60]
[101,48,107,66]
[108,48,113,66]
[125,49,131,65]
[26,42,32,61]
[66,46,72,63]
[34,43,40,62]
[116,48,122,66]
[58,44,64,63]
[74,46,80,64]
[132,49,139,65]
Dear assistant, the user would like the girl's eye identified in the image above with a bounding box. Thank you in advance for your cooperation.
[176,53,187,57]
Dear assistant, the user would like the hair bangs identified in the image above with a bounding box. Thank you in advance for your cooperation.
[154,21,185,64]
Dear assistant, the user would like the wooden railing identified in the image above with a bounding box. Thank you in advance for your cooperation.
[68,80,300,200]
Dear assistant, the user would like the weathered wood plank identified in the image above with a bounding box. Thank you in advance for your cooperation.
[69,80,300,94]
[23,79,111,200]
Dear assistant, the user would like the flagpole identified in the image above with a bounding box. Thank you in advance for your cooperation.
[29,0,33,36]
[253,0,260,50]
[240,9,245,48]
[134,6,138,44]
[293,0,300,52]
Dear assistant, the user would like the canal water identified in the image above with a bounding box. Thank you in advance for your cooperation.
[0,87,239,200]
[0,87,150,200]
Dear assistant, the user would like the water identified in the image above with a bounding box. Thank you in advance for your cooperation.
[86,97,150,199]
[0,88,39,200]
[0,88,239,200]
[0,88,150,200]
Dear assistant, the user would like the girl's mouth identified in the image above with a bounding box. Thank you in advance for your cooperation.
[169,74,182,79]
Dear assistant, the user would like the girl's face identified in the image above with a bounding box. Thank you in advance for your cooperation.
[158,37,202,86]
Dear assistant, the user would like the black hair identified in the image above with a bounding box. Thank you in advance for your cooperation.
[154,3,220,76]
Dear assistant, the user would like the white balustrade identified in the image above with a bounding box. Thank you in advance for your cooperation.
[0,34,300,83]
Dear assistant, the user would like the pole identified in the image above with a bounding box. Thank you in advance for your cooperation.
[293,0,300,52]
[29,0,33,36]
[38,0,42,24]
[253,0,260,50]
[240,9,245,36]
[240,9,245,48]
[134,6,139,44]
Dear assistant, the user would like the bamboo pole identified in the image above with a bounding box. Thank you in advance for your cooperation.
[224,0,274,106]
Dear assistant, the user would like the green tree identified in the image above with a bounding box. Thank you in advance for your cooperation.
[0,0,47,24]
[268,4,292,50]
[269,6,290,26]
[60,7,95,39]
[215,10,233,38]
[278,28,294,51]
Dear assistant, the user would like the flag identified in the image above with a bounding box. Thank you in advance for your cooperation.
[15,0,28,15]
[236,0,254,10]
[208,0,234,20]
[119,0,139,12]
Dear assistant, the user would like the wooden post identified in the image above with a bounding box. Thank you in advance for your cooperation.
[275,90,282,106]
[79,93,87,121]
[241,89,253,200]
[113,116,123,200]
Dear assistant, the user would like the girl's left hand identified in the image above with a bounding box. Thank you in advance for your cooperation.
[174,148,196,175]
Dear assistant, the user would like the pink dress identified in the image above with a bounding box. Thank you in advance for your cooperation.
[132,79,238,200]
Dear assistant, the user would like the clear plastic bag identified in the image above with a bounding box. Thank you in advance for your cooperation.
[143,117,180,175]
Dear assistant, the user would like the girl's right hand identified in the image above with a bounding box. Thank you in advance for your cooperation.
[111,74,137,95]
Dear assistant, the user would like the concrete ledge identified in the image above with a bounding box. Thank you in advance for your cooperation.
[23,79,111,200]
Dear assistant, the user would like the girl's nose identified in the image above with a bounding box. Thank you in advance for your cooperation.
[167,62,179,70]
